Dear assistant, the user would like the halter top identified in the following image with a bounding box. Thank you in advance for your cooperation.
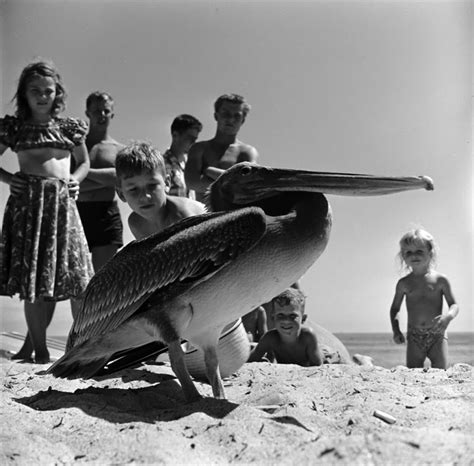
[0,115,88,152]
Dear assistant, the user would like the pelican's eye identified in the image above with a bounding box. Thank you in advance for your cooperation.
[240,165,252,176]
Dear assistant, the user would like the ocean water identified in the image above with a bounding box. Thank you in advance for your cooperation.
[336,332,474,369]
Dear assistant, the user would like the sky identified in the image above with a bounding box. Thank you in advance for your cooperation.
[0,0,472,335]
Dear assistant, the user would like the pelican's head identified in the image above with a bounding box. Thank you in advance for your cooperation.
[206,162,433,214]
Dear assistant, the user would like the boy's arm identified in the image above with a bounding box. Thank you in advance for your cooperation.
[433,276,459,331]
[390,280,406,344]
[248,332,273,362]
[305,330,323,366]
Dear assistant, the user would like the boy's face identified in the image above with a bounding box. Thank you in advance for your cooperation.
[172,127,201,154]
[117,169,169,220]
[214,102,246,135]
[86,99,114,128]
[273,302,305,339]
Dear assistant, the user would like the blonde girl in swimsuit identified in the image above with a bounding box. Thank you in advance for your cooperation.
[0,60,93,363]
[389,229,459,369]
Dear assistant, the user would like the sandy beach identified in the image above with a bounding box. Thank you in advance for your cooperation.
[1,352,472,465]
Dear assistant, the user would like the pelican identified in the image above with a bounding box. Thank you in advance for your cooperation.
[48,163,433,401]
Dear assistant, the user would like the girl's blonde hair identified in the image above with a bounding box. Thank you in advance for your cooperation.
[397,228,438,273]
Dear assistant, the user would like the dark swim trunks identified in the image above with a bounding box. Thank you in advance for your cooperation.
[77,200,123,249]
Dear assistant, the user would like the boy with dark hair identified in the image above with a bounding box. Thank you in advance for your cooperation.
[163,114,202,199]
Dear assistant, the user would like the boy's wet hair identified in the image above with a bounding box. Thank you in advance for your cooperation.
[398,228,438,272]
[272,287,306,313]
[14,60,67,120]
[171,114,202,134]
[116,141,166,181]
[86,91,114,109]
[214,93,251,116]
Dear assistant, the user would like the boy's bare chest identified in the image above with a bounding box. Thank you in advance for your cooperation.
[274,341,308,365]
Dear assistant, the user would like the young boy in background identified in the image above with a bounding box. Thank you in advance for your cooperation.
[163,114,202,199]
[115,141,205,240]
[248,288,323,367]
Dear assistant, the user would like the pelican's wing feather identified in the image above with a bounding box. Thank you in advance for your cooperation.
[67,207,266,349]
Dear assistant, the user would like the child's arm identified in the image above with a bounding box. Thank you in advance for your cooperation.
[390,280,406,344]
[69,142,90,199]
[248,332,274,363]
[305,330,323,366]
[0,144,29,195]
[432,276,459,332]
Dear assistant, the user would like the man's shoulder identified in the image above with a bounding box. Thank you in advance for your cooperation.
[235,140,258,160]
[92,138,124,150]
[188,140,210,154]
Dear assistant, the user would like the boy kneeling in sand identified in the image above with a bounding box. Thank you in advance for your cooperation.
[248,288,323,366]
[115,141,205,240]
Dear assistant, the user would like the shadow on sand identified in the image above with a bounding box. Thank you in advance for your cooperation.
[15,367,239,424]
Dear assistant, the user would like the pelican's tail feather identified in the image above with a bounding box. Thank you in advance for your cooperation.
[48,318,158,379]
[47,342,113,379]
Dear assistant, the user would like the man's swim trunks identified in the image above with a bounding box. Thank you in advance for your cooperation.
[407,325,447,354]
[77,200,123,249]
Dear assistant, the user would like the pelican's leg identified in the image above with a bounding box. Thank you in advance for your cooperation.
[204,345,225,399]
[168,340,202,402]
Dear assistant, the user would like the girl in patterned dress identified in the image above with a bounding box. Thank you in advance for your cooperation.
[0,60,94,363]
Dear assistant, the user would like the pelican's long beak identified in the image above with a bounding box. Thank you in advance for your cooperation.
[253,167,434,197]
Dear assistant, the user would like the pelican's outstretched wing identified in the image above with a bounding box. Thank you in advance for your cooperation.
[67,207,266,349]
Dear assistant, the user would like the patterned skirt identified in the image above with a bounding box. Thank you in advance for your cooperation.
[0,174,94,302]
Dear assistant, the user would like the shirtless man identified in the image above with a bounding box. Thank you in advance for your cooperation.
[185,93,259,202]
[76,91,124,271]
